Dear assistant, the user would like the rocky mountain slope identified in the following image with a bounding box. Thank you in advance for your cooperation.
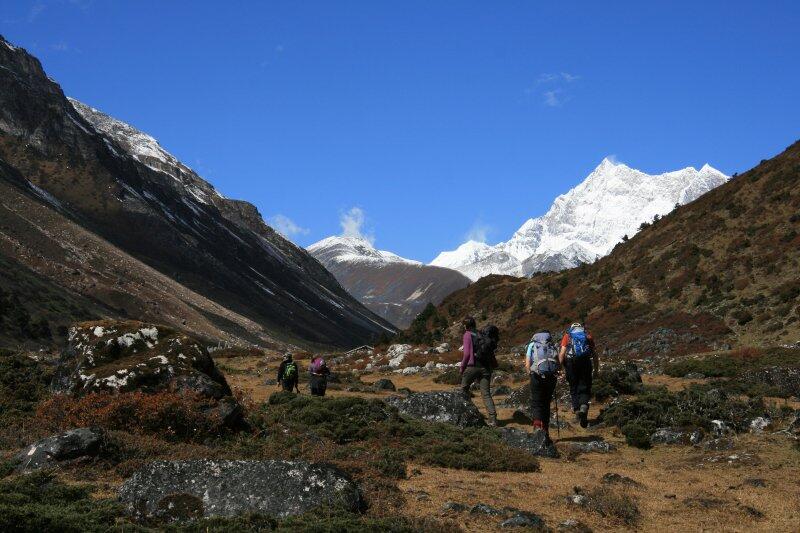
[432,159,729,280]
[418,141,800,353]
[0,36,395,349]
[308,236,470,328]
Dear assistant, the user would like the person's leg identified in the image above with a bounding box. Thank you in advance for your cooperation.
[530,373,545,430]
[576,359,592,427]
[460,366,478,398]
[479,368,497,425]
[542,374,556,432]
[565,360,580,412]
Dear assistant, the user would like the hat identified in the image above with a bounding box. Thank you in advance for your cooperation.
[283,352,293,361]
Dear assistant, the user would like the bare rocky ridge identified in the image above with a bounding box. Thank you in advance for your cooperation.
[0,36,395,349]
[308,236,470,328]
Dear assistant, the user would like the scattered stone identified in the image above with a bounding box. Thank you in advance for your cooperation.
[385,390,485,427]
[264,378,277,385]
[788,410,800,435]
[558,518,593,532]
[568,439,616,454]
[701,437,735,451]
[442,501,467,513]
[566,493,589,507]
[387,344,412,368]
[119,460,362,520]
[749,416,771,433]
[601,472,639,486]
[500,510,547,529]
[651,427,691,445]
[741,367,800,398]
[744,478,766,488]
[372,378,396,391]
[739,504,765,519]
[502,384,531,408]
[498,427,559,458]
[13,427,104,471]
[711,420,732,437]
[397,387,412,395]
[685,372,706,379]
[435,343,451,354]
[683,496,725,510]
[470,503,504,516]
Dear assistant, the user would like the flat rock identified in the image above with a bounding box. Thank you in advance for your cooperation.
[372,378,396,391]
[501,511,547,529]
[498,427,559,458]
[568,440,616,454]
[651,427,702,445]
[119,460,362,520]
[558,518,593,532]
[385,391,485,427]
[13,427,104,471]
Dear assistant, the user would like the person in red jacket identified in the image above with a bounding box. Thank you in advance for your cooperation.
[558,322,599,428]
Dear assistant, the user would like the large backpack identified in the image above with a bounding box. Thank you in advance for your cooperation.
[528,332,559,375]
[568,326,591,358]
[283,361,298,381]
[310,357,327,374]
[472,325,499,369]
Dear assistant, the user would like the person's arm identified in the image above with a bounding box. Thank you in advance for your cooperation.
[277,362,285,381]
[460,331,473,374]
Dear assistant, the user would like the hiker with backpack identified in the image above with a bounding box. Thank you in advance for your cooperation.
[558,322,599,428]
[525,330,560,441]
[309,355,330,397]
[459,316,499,427]
[276,352,300,393]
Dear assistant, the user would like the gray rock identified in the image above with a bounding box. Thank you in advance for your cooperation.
[494,385,513,396]
[501,511,547,529]
[601,473,639,486]
[385,391,485,427]
[749,416,771,433]
[788,410,800,435]
[442,501,467,513]
[372,378,396,391]
[498,427,559,458]
[651,427,691,445]
[502,384,531,408]
[701,437,735,451]
[13,427,104,471]
[711,420,732,437]
[685,372,706,379]
[568,440,616,454]
[470,503,504,516]
[558,518,593,532]
[119,460,362,520]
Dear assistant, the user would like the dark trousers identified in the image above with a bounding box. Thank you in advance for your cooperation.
[281,379,297,392]
[530,372,557,429]
[565,357,593,411]
[310,374,327,396]
[460,365,496,417]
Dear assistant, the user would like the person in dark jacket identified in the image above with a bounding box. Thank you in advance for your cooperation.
[276,352,299,392]
[459,316,498,427]
[309,356,330,396]
[525,331,559,441]
[558,322,599,428]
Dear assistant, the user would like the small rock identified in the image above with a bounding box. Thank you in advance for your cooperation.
[470,503,504,516]
[701,437,735,451]
[749,416,771,434]
[494,385,512,395]
[745,478,766,488]
[601,472,639,486]
[264,378,277,385]
[651,427,690,445]
[501,511,546,529]
[442,501,467,513]
[566,494,589,507]
[740,505,765,519]
[685,372,706,379]
[13,427,105,471]
[498,427,558,458]
[372,378,396,391]
[558,518,593,532]
[387,344,412,368]
[435,343,451,354]
[711,420,732,437]
[569,440,616,454]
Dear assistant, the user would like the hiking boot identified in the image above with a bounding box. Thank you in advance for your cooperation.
[578,404,589,428]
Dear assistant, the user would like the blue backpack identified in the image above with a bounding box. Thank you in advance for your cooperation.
[569,327,590,358]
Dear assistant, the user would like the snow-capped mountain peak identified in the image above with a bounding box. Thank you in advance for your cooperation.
[432,159,729,281]
[308,235,421,266]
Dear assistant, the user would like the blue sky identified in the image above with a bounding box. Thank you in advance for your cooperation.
[3,1,799,261]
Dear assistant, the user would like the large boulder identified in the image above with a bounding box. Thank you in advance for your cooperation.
[502,383,531,409]
[52,321,231,398]
[385,391,485,427]
[13,427,104,471]
[119,460,362,521]
[387,344,412,368]
[498,427,559,458]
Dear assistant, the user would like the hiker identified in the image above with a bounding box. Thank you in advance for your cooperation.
[525,330,559,441]
[276,352,299,393]
[558,322,599,428]
[309,356,330,397]
[459,316,499,427]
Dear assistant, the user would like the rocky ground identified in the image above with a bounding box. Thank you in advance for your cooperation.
[0,326,798,531]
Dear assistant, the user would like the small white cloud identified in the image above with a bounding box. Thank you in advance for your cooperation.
[28,2,46,22]
[51,41,69,51]
[543,89,563,107]
[340,207,374,244]
[605,154,623,165]
[465,221,491,243]
[269,214,309,240]
[275,44,284,53]
[560,72,580,82]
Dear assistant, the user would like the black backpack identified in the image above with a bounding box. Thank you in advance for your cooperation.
[471,325,499,369]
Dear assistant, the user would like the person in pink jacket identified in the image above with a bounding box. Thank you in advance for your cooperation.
[460,316,498,426]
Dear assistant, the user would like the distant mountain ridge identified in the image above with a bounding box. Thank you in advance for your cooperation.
[308,236,470,328]
[432,159,729,280]
[0,35,395,349]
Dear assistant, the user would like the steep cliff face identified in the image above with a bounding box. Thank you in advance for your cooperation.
[308,236,470,328]
[0,36,395,348]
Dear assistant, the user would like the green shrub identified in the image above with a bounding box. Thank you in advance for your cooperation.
[0,353,52,419]
[433,369,461,385]
[586,486,640,525]
[370,449,407,479]
[593,362,642,401]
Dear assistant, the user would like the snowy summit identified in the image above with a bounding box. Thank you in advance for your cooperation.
[431,158,729,281]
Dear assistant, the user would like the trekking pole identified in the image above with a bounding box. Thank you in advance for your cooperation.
[554,376,561,439]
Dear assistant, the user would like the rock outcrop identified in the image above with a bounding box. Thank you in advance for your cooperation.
[498,427,559,458]
[119,460,362,520]
[385,391,485,427]
[13,427,105,471]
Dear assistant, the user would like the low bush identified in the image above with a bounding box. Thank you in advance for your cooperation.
[433,369,461,385]
[593,362,642,401]
[0,353,52,419]
[586,486,640,525]
[665,347,800,378]
[36,391,226,442]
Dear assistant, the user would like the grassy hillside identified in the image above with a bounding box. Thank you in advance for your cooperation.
[414,141,800,354]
